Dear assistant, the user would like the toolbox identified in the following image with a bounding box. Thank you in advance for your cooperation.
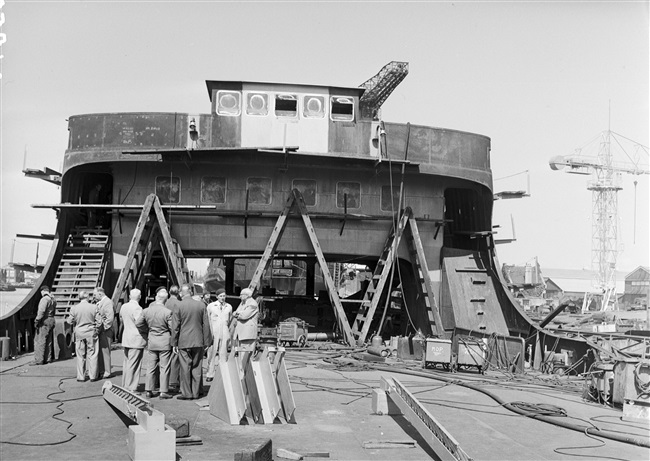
[422,337,452,370]
[277,317,309,347]
[454,336,486,373]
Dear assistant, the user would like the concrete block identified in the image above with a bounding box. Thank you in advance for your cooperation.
[127,424,176,461]
[166,415,190,438]
[371,388,400,415]
[234,438,273,461]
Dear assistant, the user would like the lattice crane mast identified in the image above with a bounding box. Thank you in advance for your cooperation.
[359,61,409,120]
[550,130,649,312]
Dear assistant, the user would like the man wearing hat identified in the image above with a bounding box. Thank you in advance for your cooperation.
[205,288,232,382]
[136,286,174,399]
[119,288,146,393]
[31,286,57,365]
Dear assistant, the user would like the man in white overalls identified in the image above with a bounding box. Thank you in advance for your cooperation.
[205,288,232,382]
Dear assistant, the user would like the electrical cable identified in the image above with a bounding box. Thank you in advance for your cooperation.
[0,377,83,446]
[552,429,631,461]
[367,363,650,448]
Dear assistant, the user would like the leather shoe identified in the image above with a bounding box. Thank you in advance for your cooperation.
[90,378,99,382]
[76,379,86,382]
[145,391,155,399]
[176,395,192,400]
[102,373,111,379]
[159,393,172,399]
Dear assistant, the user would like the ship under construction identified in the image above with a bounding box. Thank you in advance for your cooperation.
[2,62,597,368]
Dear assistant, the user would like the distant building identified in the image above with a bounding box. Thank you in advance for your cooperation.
[543,268,626,310]
[620,266,649,309]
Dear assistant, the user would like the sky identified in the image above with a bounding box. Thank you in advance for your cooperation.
[1,1,648,278]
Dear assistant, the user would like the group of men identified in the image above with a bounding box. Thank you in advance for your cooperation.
[63,283,259,401]
[32,285,114,382]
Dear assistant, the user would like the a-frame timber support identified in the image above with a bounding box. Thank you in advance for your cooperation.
[111,194,192,310]
[248,189,355,346]
[351,207,446,345]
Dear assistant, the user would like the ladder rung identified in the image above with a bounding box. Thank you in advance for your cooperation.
[470,298,486,303]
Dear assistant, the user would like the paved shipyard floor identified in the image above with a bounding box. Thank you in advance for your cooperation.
[1,345,649,461]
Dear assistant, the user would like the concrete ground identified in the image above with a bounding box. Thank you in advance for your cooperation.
[1,346,649,461]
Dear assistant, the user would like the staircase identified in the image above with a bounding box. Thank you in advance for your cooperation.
[51,228,110,317]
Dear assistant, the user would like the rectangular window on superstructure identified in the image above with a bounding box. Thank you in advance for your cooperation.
[303,95,325,119]
[381,185,401,212]
[247,177,272,205]
[216,90,241,116]
[246,92,269,116]
[292,179,317,206]
[155,176,181,204]
[275,94,298,118]
[330,96,354,122]
[336,182,361,209]
[201,177,227,204]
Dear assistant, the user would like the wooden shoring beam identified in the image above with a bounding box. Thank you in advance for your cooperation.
[247,189,355,346]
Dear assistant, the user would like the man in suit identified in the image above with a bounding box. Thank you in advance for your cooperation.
[233,288,259,351]
[172,284,211,400]
[31,286,57,365]
[165,285,182,392]
[66,290,100,381]
[119,288,146,393]
[136,287,174,399]
[94,287,115,379]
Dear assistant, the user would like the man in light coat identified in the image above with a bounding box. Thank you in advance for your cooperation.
[233,288,259,351]
[94,287,115,379]
[137,286,174,399]
[66,291,100,381]
[119,288,146,393]
[172,284,211,400]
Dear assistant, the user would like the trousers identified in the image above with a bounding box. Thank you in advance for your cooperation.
[76,336,99,380]
[98,329,113,377]
[146,349,172,393]
[178,347,203,399]
[121,347,144,392]
[34,317,55,364]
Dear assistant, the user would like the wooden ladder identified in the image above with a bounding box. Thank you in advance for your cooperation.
[111,194,192,311]
[404,211,447,339]
[247,189,355,346]
[351,207,446,345]
[52,228,110,317]
[350,210,409,345]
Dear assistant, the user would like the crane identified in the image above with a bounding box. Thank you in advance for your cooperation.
[550,129,649,312]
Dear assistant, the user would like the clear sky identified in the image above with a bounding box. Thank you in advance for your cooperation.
[1,1,648,277]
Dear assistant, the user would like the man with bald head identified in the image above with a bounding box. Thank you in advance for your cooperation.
[67,291,100,381]
[172,284,211,400]
[137,287,174,399]
[120,288,146,393]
